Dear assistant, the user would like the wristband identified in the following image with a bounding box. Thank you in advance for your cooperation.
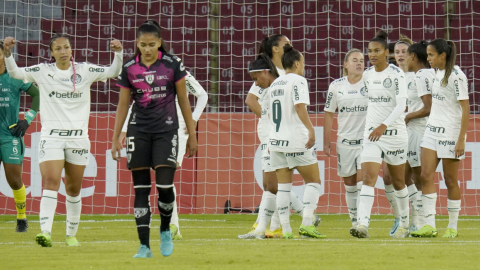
[25,109,37,125]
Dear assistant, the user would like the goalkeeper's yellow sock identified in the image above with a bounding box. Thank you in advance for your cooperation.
[12,185,27,219]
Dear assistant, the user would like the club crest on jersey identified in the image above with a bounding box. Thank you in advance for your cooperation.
[360,87,366,97]
[166,116,173,125]
[145,74,154,84]
[383,78,392,88]
[71,74,82,84]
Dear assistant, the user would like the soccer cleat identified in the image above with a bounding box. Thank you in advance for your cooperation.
[392,227,410,238]
[173,233,183,240]
[66,236,80,246]
[442,228,458,238]
[410,225,438,238]
[170,224,183,240]
[282,232,295,239]
[313,215,322,227]
[265,228,283,238]
[351,225,369,238]
[389,218,400,236]
[238,231,265,239]
[133,245,153,258]
[299,225,326,239]
[16,219,28,233]
[160,230,173,257]
[36,232,52,247]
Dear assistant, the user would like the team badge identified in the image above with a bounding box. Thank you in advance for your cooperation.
[383,78,392,88]
[145,74,154,84]
[71,74,82,84]
[360,87,366,97]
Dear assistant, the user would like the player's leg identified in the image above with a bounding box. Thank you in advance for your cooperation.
[442,158,461,238]
[171,129,188,240]
[387,163,410,238]
[338,146,362,229]
[170,185,182,240]
[406,130,423,232]
[271,151,294,238]
[410,166,425,229]
[63,162,86,246]
[383,162,401,236]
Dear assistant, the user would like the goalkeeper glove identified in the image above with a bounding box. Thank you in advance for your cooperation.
[9,120,30,137]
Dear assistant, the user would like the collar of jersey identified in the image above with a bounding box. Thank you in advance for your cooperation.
[135,51,163,67]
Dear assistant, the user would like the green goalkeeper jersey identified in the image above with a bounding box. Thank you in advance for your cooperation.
[0,70,32,137]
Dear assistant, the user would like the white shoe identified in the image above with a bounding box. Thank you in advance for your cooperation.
[392,227,410,238]
[238,231,265,239]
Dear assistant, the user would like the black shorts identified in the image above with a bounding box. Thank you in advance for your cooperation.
[126,128,179,169]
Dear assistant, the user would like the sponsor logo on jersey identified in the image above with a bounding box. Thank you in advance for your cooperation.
[270,89,284,97]
[339,105,367,113]
[270,139,289,147]
[49,129,83,136]
[394,78,399,95]
[145,74,154,84]
[143,70,156,74]
[1,88,11,92]
[373,80,381,85]
[151,93,166,99]
[48,91,83,99]
[89,67,105,72]
[161,86,166,91]
[325,92,333,108]
[286,152,305,157]
[368,96,391,102]
[348,90,358,94]
[71,74,82,84]
[72,149,89,155]
[407,151,416,157]
[294,85,299,101]
[125,60,135,68]
[271,80,287,86]
[162,55,173,62]
[438,140,455,146]
[369,127,398,135]
[132,78,144,83]
[48,74,55,80]
[25,67,40,72]
[426,124,445,133]
[157,75,169,80]
[341,139,362,146]
[166,116,173,125]
[454,80,459,97]
[408,81,413,90]
[186,81,195,93]
[383,78,392,88]
[432,93,446,101]
[386,149,404,156]
[425,78,431,91]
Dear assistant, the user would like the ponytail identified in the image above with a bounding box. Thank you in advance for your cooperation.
[281,44,301,70]
[248,53,280,78]
[429,39,456,87]
[258,34,285,58]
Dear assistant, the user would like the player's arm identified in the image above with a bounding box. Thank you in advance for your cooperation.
[323,83,338,156]
[187,76,209,122]
[245,93,262,117]
[455,99,469,158]
[9,84,40,137]
[3,37,34,82]
[111,87,130,161]
[177,77,198,157]
[405,95,432,124]
[295,104,315,149]
[119,103,133,145]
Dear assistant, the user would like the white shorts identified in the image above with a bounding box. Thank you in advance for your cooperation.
[260,143,275,173]
[361,136,407,166]
[38,138,90,166]
[407,128,423,167]
[336,146,362,177]
[270,148,317,170]
[420,135,465,160]
[177,124,188,167]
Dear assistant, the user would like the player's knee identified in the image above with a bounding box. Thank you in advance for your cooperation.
[420,170,435,184]
[443,176,459,190]
[155,166,176,186]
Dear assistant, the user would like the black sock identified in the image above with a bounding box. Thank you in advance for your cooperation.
[155,167,176,232]
[132,170,152,248]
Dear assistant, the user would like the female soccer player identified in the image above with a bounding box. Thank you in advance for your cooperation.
[3,34,123,247]
[268,44,325,239]
[241,35,318,239]
[111,20,197,257]
[411,39,468,238]
[0,40,39,232]
[404,41,434,231]
[120,69,208,240]
[324,48,367,232]
[350,31,410,239]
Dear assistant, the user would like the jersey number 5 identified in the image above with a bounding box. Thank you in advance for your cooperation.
[126,137,135,152]
[272,100,282,132]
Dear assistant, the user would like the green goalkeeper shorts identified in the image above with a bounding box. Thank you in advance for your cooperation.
[0,136,24,165]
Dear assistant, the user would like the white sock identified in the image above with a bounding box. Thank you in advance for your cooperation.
[171,186,180,235]
[417,193,426,228]
[358,185,375,227]
[290,190,304,216]
[385,184,400,219]
[395,187,409,228]
[407,184,420,227]
[40,190,58,234]
[66,193,82,237]
[345,185,358,226]
[255,192,267,225]
[277,183,292,234]
[356,181,363,212]
[447,199,461,230]
[302,183,320,227]
[255,191,276,234]
[269,210,281,231]
[422,193,437,228]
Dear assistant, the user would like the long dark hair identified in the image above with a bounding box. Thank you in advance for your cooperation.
[370,30,389,51]
[408,40,430,68]
[49,33,77,92]
[258,34,285,58]
[281,44,301,70]
[136,20,169,55]
[248,53,280,78]
[429,38,457,87]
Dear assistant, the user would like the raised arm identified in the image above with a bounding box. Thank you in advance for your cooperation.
[3,37,29,81]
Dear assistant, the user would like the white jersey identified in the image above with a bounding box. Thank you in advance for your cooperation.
[268,73,310,152]
[407,69,435,135]
[4,51,122,140]
[425,66,469,140]
[363,64,408,137]
[324,76,368,148]
[248,67,286,141]
[122,71,207,132]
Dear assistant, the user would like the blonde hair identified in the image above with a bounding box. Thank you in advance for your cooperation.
[343,48,362,76]
[395,34,413,48]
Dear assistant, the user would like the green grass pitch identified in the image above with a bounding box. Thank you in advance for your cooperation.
[1,214,480,269]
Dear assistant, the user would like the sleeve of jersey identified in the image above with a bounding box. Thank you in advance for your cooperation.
[91,50,123,82]
[415,72,432,98]
[186,75,208,121]
[455,73,469,101]
[292,78,310,106]
[248,83,263,98]
[19,81,33,92]
[324,82,337,113]
[121,104,133,132]
[396,73,408,99]
[116,66,131,89]
[4,56,36,83]
[173,59,188,83]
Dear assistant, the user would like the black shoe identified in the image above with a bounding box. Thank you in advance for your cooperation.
[16,219,28,233]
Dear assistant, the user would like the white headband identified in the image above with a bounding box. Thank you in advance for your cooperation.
[248,69,270,73]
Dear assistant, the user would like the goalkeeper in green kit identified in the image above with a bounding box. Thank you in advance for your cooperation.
[0,40,39,232]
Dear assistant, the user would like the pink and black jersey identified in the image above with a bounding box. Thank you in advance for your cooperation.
[117,52,187,133]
